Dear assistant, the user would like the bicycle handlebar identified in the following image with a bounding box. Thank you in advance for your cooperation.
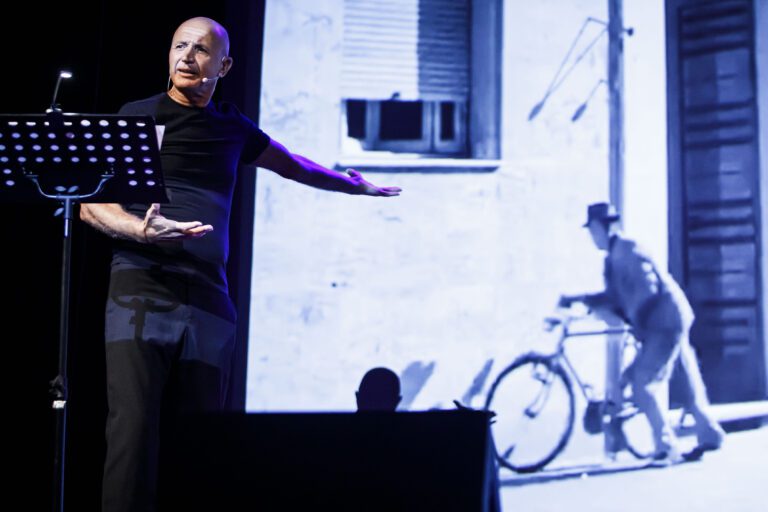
[545,309,632,338]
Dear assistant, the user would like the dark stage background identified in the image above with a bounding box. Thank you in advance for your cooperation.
[3,2,264,509]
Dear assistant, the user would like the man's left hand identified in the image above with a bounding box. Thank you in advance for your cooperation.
[346,169,402,197]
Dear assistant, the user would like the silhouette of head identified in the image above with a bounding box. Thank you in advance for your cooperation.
[356,367,401,412]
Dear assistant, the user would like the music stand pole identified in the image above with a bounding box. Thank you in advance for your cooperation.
[51,196,78,512]
[26,180,115,512]
[53,195,72,512]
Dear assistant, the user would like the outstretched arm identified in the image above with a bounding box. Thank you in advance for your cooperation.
[252,139,401,197]
[80,203,213,243]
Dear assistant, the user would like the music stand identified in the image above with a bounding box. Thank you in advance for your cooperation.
[0,111,168,512]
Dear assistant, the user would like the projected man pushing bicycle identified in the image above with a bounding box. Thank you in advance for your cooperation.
[559,202,725,463]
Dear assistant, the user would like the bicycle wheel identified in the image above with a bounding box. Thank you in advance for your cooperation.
[484,354,575,473]
[617,404,655,459]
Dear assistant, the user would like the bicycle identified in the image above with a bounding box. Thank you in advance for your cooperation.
[483,309,655,473]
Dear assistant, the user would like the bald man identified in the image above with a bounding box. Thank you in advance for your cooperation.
[81,17,401,512]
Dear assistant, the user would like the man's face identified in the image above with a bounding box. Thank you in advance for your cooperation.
[587,219,610,251]
[168,20,229,90]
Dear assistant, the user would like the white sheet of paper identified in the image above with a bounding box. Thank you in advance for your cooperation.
[155,125,165,149]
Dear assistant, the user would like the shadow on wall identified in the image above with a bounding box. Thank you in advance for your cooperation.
[397,358,496,410]
[462,358,495,406]
[399,361,436,410]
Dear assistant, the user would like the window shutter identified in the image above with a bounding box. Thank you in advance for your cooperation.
[342,0,470,101]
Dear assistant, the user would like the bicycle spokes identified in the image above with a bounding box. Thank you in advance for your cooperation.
[501,444,516,459]
[615,405,655,459]
[524,364,557,418]
[532,362,555,384]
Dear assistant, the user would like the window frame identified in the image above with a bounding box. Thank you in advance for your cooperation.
[338,0,502,165]
[343,99,467,156]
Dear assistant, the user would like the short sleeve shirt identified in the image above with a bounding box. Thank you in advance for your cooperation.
[111,93,270,292]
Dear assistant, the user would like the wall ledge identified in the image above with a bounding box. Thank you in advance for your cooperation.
[335,157,502,174]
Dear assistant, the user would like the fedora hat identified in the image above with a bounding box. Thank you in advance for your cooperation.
[583,202,620,227]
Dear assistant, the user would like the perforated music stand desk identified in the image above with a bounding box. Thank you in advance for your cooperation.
[0,111,168,512]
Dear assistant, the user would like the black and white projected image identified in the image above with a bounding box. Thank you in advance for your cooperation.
[249,1,768,511]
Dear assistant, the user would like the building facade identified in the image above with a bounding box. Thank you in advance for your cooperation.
[246,0,766,412]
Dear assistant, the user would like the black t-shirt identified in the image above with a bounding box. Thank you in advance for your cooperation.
[112,93,270,292]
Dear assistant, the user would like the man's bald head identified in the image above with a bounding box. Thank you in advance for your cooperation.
[174,17,230,57]
[167,16,234,107]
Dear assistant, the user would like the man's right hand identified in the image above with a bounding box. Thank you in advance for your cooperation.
[142,203,213,243]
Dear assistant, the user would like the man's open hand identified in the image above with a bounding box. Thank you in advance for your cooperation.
[346,169,402,197]
[142,203,213,243]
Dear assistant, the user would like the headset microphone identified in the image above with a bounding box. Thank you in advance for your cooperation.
[201,76,220,84]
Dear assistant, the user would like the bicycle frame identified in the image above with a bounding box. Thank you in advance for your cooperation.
[545,315,631,403]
